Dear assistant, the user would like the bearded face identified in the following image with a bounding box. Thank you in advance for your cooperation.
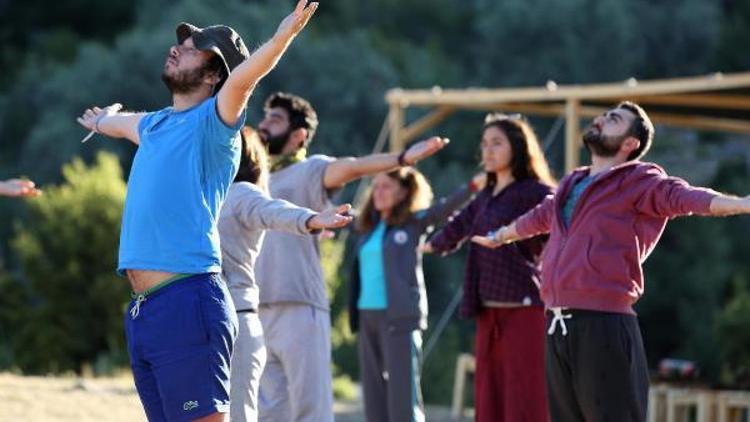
[258,127,292,155]
[582,123,628,158]
[161,62,213,94]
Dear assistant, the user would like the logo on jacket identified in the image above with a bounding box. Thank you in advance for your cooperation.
[394,230,409,245]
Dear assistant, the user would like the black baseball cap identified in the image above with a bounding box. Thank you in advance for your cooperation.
[176,22,250,75]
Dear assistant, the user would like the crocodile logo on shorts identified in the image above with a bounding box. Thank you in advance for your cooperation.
[183,400,199,411]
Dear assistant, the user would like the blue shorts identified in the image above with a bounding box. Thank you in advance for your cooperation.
[124,273,238,422]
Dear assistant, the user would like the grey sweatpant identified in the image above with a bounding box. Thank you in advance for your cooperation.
[357,310,425,422]
[258,303,333,422]
[229,311,266,422]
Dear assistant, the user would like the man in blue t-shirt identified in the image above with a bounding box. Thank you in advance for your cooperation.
[76,2,319,421]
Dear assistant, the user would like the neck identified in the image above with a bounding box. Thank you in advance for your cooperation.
[589,154,627,176]
[270,147,297,160]
[172,90,211,111]
[269,148,307,172]
[280,142,305,157]
[492,169,515,193]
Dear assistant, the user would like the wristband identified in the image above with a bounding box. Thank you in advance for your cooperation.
[94,114,108,134]
[305,215,322,234]
[488,228,506,244]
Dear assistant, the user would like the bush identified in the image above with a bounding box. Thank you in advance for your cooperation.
[7,152,128,374]
[717,278,750,388]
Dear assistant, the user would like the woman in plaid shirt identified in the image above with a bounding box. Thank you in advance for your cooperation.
[424,113,556,422]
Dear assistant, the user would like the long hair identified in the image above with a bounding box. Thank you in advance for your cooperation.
[234,126,269,191]
[357,167,433,233]
[482,113,556,188]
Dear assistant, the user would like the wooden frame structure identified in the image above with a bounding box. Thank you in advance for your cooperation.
[385,72,750,172]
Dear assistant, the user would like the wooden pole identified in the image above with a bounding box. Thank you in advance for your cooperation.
[565,99,581,173]
[399,106,456,145]
[388,104,405,153]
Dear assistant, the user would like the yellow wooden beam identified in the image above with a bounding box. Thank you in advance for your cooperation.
[565,100,581,172]
[386,72,750,107]
[646,112,750,134]
[399,106,456,145]
[388,105,405,153]
[592,94,750,110]
[472,103,750,135]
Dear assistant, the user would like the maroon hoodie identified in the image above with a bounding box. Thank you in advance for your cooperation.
[515,161,718,315]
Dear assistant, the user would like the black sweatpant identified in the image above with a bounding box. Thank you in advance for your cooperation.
[545,309,649,422]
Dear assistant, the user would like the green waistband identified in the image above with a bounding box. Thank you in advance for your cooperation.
[130,273,192,299]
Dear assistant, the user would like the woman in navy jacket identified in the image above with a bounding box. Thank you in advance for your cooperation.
[349,166,483,422]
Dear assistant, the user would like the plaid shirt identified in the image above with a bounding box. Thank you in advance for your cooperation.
[429,178,553,318]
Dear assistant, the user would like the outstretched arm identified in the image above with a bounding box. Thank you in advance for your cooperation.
[323,136,449,189]
[470,222,522,249]
[76,104,145,145]
[709,195,750,216]
[471,193,556,249]
[419,173,485,233]
[306,204,353,231]
[236,183,350,234]
[216,0,318,127]
[0,179,41,197]
[422,175,487,254]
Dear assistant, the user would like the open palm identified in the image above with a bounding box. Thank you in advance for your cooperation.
[275,0,318,40]
[307,204,353,230]
[403,136,449,165]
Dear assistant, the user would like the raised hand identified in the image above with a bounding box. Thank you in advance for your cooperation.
[471,172,488,191]
[402,137,449,166]
[471,234,504,249]
[306,203,353,230]
[77,103,123,142]
[275,0,319,41]
[0,179,41,198]
[419,242,435,254]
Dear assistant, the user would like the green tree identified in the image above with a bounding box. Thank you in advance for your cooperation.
[717,277,750,388]
[472,0,719,87]
[8,152,128,374]
[715,0,750,71]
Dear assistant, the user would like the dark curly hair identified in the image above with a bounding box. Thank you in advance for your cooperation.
[264,92,319,143]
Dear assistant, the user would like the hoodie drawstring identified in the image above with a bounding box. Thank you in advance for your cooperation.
[547,307,572,336]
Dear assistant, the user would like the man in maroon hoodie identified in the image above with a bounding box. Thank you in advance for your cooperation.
[472,101,750,422]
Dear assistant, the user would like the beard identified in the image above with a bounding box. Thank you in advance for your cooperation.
[582,125,626,158]
[259,128,292,155]
[161,64,206,95]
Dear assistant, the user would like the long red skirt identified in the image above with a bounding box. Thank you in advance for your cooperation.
[474,306,549,422]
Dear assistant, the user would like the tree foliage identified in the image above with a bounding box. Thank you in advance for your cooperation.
[2,152,128,374]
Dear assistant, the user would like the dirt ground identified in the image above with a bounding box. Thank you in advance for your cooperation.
[0,373,145,421]
[0,373,468,421]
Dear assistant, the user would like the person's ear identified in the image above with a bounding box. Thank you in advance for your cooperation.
[203,70,222,88]
[621,137,640,155]
[289,128,308,149]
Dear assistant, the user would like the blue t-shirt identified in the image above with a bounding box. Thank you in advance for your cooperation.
[118,96,245,274]
[358,221,388,310]
[561,175,594,228]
